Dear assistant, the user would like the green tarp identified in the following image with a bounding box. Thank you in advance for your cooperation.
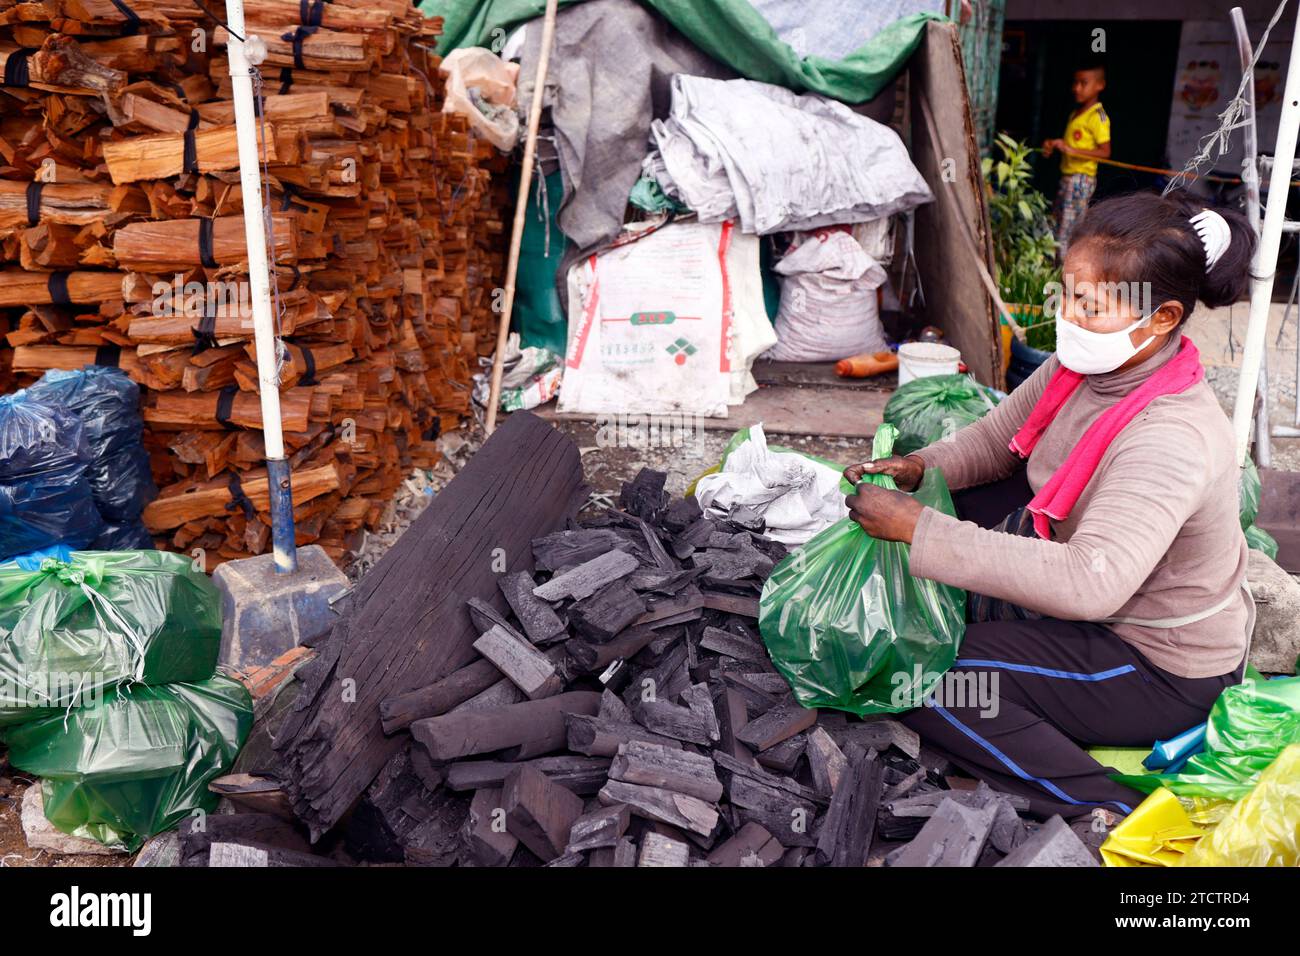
[422,0,942,104]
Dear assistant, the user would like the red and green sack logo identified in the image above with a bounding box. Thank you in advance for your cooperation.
[665,337,698,365]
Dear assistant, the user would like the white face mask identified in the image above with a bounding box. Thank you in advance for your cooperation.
[1054,310,1159,375]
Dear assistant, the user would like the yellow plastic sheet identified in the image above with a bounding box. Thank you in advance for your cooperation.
[1100,788,1210,867]
[1179,744,1300,867]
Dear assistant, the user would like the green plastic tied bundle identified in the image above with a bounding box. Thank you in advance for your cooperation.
[758,424,966,715]
[3,674,252,851]
[0,550,221,726]
[882,373,998,456]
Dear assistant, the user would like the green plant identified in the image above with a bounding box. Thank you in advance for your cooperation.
[983,133,1060,349]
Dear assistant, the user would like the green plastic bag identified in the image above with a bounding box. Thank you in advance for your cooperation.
[0,550,221,726]
[882,373,999,456]
[3,674,252,851]
[1239,459,1279,559]
[1114,675,1300,801]
[758,424,966,715]
[514,169,569,357]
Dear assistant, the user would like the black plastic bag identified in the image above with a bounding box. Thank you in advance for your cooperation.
[91,519,155,550]
[26,368,156,523]
[0,394,102,560]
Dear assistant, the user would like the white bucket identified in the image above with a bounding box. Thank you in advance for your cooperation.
[897,342,961,386]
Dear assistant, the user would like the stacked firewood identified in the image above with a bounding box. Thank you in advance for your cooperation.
[0,0,508,567]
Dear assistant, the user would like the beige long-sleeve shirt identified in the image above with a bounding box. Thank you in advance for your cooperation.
[910,332,1250,678]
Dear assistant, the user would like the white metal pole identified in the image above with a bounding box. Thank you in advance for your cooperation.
[1232,7,1272,468]
[1233,7,1300,465]
[225,0,297,571]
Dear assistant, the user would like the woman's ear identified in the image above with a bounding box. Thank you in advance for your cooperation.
[1150,301,1183,333]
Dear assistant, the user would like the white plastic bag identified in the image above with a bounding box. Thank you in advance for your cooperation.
[767,228,889,362]
[441,48,520,151]
[694,424,847,545]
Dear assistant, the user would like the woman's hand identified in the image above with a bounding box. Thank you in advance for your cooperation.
[844,482,926,544]
[844,454,925,492]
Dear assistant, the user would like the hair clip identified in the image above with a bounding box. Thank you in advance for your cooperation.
[1190,209,1232,273]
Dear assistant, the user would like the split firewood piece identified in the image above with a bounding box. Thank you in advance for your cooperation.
[498,570,566,644]
[411,692,601,762]
[609,740,724,803]
[112,213,297,269]
[4,35,127,95]
[501,764,584,863]
[707,822,785,867]
[637,831,690,867]
[724,771,820,850]
[699,625,767,663]
[598,780,718,838]
[378,658,502,735]
[633,695,717,746]
[445,756,611,796]
[532,549,638,602]
[736,702,818,752]
[806,726,849,798]
[447,678,524,714]
[462,788,517,868]
[566,804,631,854]
[102,125,282,184]
[0,181,146,229]
[11,343,138,376]
[214,23,377,72]
[815,744,885,868]
[143,385,313,431]
[565,713,684,758]
[142,460,339,532]
[0,268,124,306]
[473,623,562,700]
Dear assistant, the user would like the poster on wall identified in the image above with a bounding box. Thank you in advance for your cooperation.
[1166,20,1289,190]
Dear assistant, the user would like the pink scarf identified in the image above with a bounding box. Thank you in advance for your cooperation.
[1009,337,1205,539]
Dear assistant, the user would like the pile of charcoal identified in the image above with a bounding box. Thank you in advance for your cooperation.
[326,468,1100,867]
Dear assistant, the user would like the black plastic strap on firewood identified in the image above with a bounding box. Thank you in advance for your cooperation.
[3,48,33,88]
[226,470,257,519]
[299,345,318,385]
[182,119,199,174]
[215,384,239,429]
[191,294,218,354]
[282,26,319,70]
[94,343,122,367]
[109,0,141,35]
[198,217,218,269]
[25,181,44,227]
[47,272,72,306]
[278,67,293,95]
[300,0,326,27]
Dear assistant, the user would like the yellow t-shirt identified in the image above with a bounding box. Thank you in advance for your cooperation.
[1060,102,1111,177]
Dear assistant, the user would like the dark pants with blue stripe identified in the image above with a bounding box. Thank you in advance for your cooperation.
[901,470,1243,819]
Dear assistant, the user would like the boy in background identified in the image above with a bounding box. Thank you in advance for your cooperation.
[1043,65,1111,256]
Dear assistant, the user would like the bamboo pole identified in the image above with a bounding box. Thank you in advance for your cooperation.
[226,0,297,572]
[484,0,558,434]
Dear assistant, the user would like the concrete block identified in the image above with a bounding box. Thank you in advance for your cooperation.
[996,814,1099,867]
[1247,549,1300,674]
[212,544,349,670]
